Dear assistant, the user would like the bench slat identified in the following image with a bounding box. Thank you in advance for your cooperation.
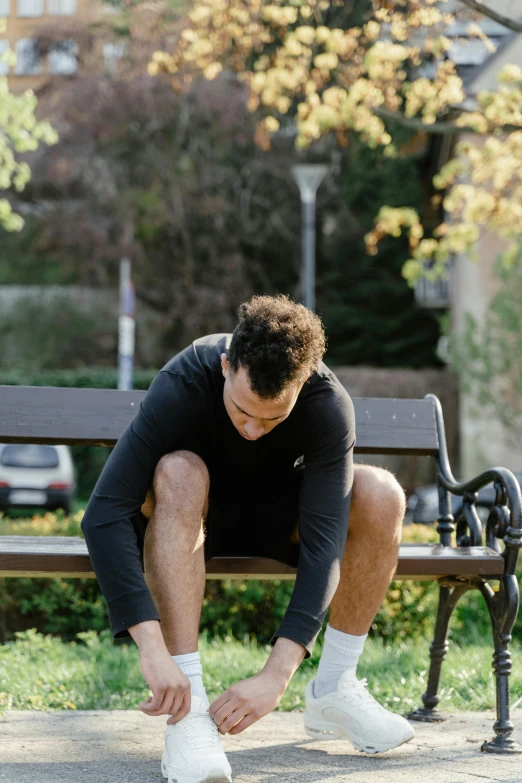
[0,537,504,580]
[0,386,439,455]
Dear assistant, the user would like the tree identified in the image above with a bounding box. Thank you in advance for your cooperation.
[0,21,58,231]
[5,3,441,368]
[147,0,522,283]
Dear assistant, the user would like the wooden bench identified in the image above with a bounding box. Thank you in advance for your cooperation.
[0,385,520,753]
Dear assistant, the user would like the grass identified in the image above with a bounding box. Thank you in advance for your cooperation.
[0,628,520,719]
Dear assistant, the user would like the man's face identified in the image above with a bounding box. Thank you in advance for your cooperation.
[221,353,302,441]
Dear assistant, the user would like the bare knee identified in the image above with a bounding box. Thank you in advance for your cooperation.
[142,450,209,522]
[351,464,406,536]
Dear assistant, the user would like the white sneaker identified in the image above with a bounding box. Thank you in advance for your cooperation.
[304,671,415,754]
[161,695,232,783]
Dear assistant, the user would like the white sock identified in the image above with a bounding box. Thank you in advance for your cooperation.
[171,651,209,709]
[313,624,368,698]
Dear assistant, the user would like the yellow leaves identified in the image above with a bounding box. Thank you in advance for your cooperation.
[295,25,315,45]
[313,52,338,71]
[390,18,408,42]
[315,26,330,44]
[403,66,464,125]
[284,36,307,58]
[462,190,496,224]
[314,103,341,130]
[322,86,347,108]
[364,41,408,81]
[181,28,198,42]
[445,224,480,254]
[416,7,443,26]
[262,5,298,26]
[414,238,439,258]
[143,0,522,225]
[1,73,56,229]
[250,71,266,93]
[276,95,291,113]
[63,701,77,710]
[229,7,251,26]
[363,20,381,42]
[188,4,212,24]
[253,55,270,72]
[500,64,522,84]
[203,62,223,80]
[456,112,488,134]
[264,116,280,132]
[365,206,422,259]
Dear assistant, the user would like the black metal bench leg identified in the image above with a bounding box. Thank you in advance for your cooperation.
[479,576,521,754]
[409,581,471,722]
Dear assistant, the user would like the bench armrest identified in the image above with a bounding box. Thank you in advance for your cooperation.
[427,394,522,576]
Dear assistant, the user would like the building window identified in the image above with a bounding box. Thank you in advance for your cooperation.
[0,0,10,16]
[103,41,125,72]
[48,39,77,74]
[0,40,9,76]
[48,0,76,14]
[14,38,42,74]
[414,258,453,309]
[17,0,43,16]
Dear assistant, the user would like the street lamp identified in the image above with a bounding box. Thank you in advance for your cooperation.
[291,164,328,311]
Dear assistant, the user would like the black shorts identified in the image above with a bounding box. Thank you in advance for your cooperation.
[135,480,302,572]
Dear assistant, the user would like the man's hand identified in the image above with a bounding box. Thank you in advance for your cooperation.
[208,669,286,736]
[129,619,191,725]
[208,637,306,735]
[139,648,191,724]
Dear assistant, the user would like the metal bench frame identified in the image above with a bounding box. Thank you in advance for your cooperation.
[0,386,521,753]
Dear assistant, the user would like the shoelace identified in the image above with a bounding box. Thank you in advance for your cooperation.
[337,677,387,715]
[178,711,221,750]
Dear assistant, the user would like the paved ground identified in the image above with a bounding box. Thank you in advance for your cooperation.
[1,709,521,782]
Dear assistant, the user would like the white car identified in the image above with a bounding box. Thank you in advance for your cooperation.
[0,443,76,516]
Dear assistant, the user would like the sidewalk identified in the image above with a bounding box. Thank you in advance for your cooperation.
[1,709,521,782]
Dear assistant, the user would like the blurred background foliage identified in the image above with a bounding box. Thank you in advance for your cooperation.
[1,75,442,369]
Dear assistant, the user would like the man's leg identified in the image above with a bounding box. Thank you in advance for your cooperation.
[304,464,413,753]
[329,463,405,634]
[142,451,232,783]
[142,450,209,655]
[313,464,405,694]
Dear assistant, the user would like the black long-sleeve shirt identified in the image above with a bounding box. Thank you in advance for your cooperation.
[81,333,355,657]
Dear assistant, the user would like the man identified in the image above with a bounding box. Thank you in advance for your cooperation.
[81,294,413,783]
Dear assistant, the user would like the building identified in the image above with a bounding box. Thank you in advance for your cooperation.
[1,0,122,92]
[413,1,521,478]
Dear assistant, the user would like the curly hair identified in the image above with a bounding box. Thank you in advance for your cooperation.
[228,294,327,399]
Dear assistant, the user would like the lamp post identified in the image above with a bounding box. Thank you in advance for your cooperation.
[291,164,328,311]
